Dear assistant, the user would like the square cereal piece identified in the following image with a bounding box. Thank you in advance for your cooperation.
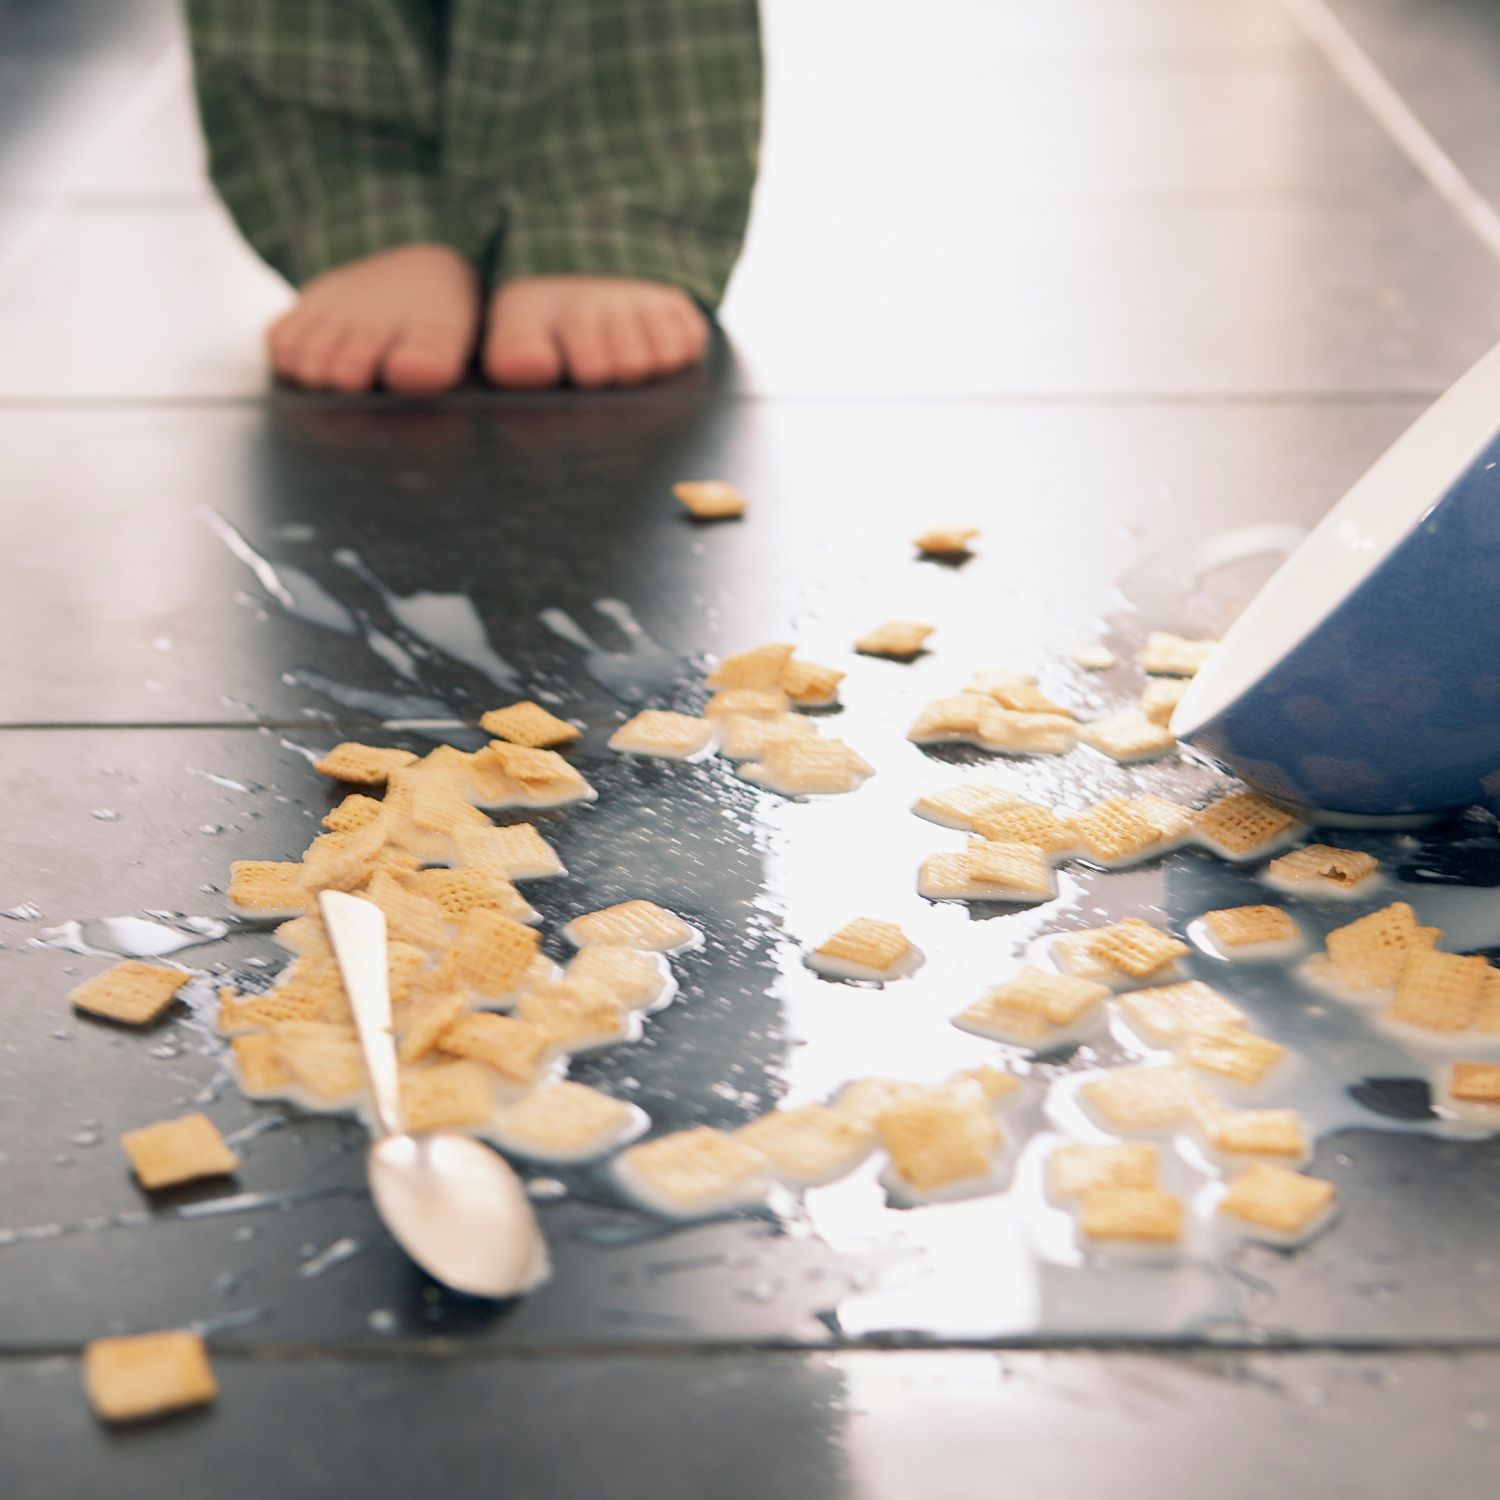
[436,1011,552,1083]
[1203,905,1298,950]
[1325,901,1440,992]
[448,909,542,998]
[1140,676,1189,727]
[1048,1142,1159,1201]
[877,1094,1000,1193]
[907,692,991,742]
[976,706,1078,756]
[917,851,1055,905]
[738,1105,874,1186]
[1267,843,1380,893]
[673,479,746,519]
[1051,927,1119,985]
[564,899,696,951]
[482,742,578,788]
[406,867,535,923]
[299,823,390,894]
[1068,799,1170,867]
[1477,970,1500,1033]
[365,870,454,951]
[1080,1187,1183,1244]
[312,742,418,786]
[914,525,979,556]
[1131,793,1195,843]
[322,793,386,834]
[400,1059,497,1133]
[1193,790,1298,860]
[396,988,470,1065]
[1219,1162,1336,1236]
[911,781,1025,830]
[963,839,1058,900]
[968,670,1072,717]
[120,1112,239,1191]
[230,1032,294,1098]
[1203,1108,1307,1161]
[1140,631,1218,677]
[812,918,913,979]
[608,709,717,760]
[495,1081,639,1160]
[616,1127,768,1216]
[1179,1024,1287,1088]
[855,620,934,659]
[565,945,671,1008]
[70,961,189,1026]
[706,686,791,719]
[780,658,845,706]
[455,822,564,880]
[973,803,1079,857]
[1120,980,1245,1046]
[950,1064,1022,1106]
[1080,1065,1206,1132]
[83,1330,217,1424]
[517,978,633,1050]
[1078,710,1176,765]
[706,642,795,690]
[1389,948,1490,1033]
[218,984,325,1034]
[743,736,874,795]
[969,967,1111,1029]
[1088,918,1190,979]
[717,711,817,761]
[273,1021,366,1102]
[1072,643,1116,671]
[479,701,581,749]
[1450,1061,1500,1103]
[227,860,306,918]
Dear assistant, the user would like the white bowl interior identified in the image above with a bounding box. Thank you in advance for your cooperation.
[1174,336,1500,737]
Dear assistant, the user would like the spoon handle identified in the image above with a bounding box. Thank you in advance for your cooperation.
[319,891,404,1139]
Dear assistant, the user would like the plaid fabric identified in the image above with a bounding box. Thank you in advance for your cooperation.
[185,0,761,305]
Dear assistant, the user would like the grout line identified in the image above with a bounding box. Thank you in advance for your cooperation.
[1282,0,1500,265]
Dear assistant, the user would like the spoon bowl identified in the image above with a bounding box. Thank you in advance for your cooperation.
[368,1132,549,1299]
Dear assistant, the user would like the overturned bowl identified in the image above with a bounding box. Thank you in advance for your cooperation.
[1173,339,1500,821]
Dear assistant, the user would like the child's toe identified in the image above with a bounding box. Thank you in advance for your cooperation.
[382,325,468,395]
[559,311,613,388]
[484,330,564,388]
[643,306,698,373]
[604,309,656,385]
[327,330,393,393]
[292,320,349,389]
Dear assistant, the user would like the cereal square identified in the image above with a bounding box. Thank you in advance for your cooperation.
[1203,1108,1307,1160]
[1120,980,1245,1045]
[1072,644,1116,671]
[972,803,1079,857]
[1080,1066,1206,1132]
[706,686,791,718]
[230,1032,294,1097]
[1088,919,1190,979]
[1140,632,1218,677]
[479,701,580,748]
[673,479,746,519]
[877,1094,1000,1192]
[565,899,696,951]
[1193,791,1298,859]
[616,1127,768,1215]
[976,706,1078,755]
[1203,905,1298,949]
[1179,1025,1287,1088]
[400,1059,496,1133]
[436,1011,552,1082]
[913,525,979,556]
[969,967,1110,1028]
[1048,1141,1159,1200]
[406,867,535,922]
[455,822,564,880]
[121,1112,239,1191]
[312,742,418,786]
[396,988,470,1066]
[564,946,670,1008]
[969,670,1072,717]
[227,860,306,918]
[855,620,934,659]
[1389,948,1489,1033]
[1139,676,1189,727]
[738,1105,874,1185]
[448,909,542,997]
[1219,1163,1335,1235]
[907,691,991,742]
[70,961,189,1026]
[495,1081,638,1159]
[962,839,1057,899]
[780,658,845,706]
[1068,799,1169,866]
[1078,711,1177,764]
[716,711,817,761]
[743,736,875,795]
[1079,1187,1182,1244]
[516,978,632,1049]
[365,870,454,952]
[1450,1061,1500,1103]
[273,1021,366,1102]
[706,643,795,690]
[1267,843,1380,892]
[911,781,1025,830]
[813,918,913,976]
[608,709,717,759]
[83,1330,217,1424]
[1325,901,1440,991]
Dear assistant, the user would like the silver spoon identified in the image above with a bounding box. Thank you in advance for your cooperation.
[319,890,549,1298]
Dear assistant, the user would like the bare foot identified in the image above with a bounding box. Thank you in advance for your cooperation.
[267,244,480,395]
[483,275,709,389]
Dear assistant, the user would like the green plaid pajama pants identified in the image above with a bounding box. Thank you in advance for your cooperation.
[185,0,761,306]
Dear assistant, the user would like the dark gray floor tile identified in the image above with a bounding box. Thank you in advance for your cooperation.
[0,398,1425,726]
[3,1348,1497,1500]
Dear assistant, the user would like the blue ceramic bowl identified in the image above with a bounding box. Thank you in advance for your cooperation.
[1173,341,1500,820]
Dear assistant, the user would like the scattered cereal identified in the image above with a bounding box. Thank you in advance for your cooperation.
[740,736,875,796]
[1139,676,1189,727]
[1078,710,1177,765]
[1388,949,1490,1034]
[706,643,795,690]
[1266,843,1380,897]
[479,701,581,749]
[1179,1025,1287,1089]
[910,781,1026,830]
[856,620,935,659]
[1324,901,1440,993]
[312,742,418,786]
[1071,643,1116,671]
[1119,980,1246,1046]
[1048,1142,1158,1201]
[120,1112,239,1190]
[608,709,717,760]
[615,1127,769,1217]
[1218,1163,1336,1239]
[976,706,1078,756]
[913,525,979,557]
[1140,632,1218,677]
[1079,1065,1207,1132]
[493,1081,643,1162]
[780,658,845,706]
[227,860,306,919]
[437,1011,553,1083]
[517,978,634,1051]
[453,822,564,881]
[1192,790,1300,861]
[809,918,919,981]
[1087,918,1190,980]
[69,961,189,1026]
[1079,1187,1183,1245]
[878,1092,1001,1196]
[446,909,542,998]
[673,480,747,520]
[738,1105,874,1186]
[563,899,697,952]
[1449,1060,1500,1103]
[399,1060,497,1133]
[83,1330,218,1424]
